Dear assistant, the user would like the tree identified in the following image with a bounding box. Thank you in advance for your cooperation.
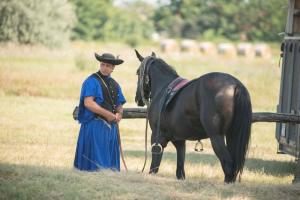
[70,0,112,40]
[239,0,286,41]
[152,0,287,42]
[0,0,75,47]
[70,0,155,45]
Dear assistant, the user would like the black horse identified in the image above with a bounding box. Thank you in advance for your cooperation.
[134,50,252,183]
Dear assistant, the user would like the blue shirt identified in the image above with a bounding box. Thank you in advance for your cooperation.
[77,75,126,124]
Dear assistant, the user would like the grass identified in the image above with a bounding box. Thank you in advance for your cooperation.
[0,42,299,200]
[1,163,299,200]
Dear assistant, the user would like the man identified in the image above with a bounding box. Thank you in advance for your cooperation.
[74,52,126,171]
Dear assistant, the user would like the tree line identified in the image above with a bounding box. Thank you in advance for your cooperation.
[0,0,287,47]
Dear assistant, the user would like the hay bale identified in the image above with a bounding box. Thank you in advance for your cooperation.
[199,42,216,55]
[160,39,179,53]
[180,39,198,53]
[217,43,236,57]
[237,43,255,57]
[254,43,272,58]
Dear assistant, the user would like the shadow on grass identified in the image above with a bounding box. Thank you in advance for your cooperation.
[124,150,296,176]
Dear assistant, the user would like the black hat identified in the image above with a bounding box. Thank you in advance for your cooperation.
[95,53,124,65]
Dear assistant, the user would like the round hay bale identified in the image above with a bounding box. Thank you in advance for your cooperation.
[199,42,216,55]
[217,43,236,57]
[254,43,272,58]
[237,43,255,58]
[160,39,179,53]
[180,39,198,53]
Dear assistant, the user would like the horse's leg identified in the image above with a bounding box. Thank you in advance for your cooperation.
[201,114,235,183]
[209,135,235,183]
[149,133,165,174]
[149,150,163,174]
[171,140,186,180]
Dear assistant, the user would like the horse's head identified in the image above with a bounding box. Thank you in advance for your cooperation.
[134,50,156,107]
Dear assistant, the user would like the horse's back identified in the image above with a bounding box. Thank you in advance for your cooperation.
[197,72,240,105]
[163,72,246,140]
[197,72,243,91]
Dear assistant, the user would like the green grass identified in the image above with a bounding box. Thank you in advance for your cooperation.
[1,163,299,200]
[0,42,299,200]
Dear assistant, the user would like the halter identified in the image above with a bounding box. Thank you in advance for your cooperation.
[138,56,154,107]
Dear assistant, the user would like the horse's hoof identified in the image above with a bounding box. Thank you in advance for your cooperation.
[224,176,235,184]
[224,180,234,184]
[176,174,185,180]
[149,169,158,174]
[176,170,185,180]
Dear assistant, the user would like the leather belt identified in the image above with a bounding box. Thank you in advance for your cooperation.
[95,115,108,122]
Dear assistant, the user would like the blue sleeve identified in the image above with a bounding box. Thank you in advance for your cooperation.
[78,76,104,124]
[80,76,104,103]
[116,84,126,106]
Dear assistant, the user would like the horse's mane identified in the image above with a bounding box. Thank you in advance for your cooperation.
[154,58,178,76]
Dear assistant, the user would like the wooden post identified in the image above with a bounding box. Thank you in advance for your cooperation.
[123,108,147,119]
[123,108,300,123]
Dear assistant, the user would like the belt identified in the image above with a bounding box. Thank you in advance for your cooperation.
[95,115,113,129]
[95,115,108,122]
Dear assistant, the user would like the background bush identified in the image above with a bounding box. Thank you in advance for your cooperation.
[0,0,289,48]
[0,0,75,47]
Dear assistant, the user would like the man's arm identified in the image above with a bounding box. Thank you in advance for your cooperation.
[84,96,116,122]
[115,104,123,123]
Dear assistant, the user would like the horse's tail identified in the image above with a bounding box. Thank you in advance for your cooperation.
[227,83,252,181]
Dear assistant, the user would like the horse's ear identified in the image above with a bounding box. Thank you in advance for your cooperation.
[151,51,156,57]
[135,49,144,62]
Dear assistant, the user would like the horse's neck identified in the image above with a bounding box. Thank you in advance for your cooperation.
[150,70,178,98]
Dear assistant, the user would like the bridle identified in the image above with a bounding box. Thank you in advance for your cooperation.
[138,56,154,107]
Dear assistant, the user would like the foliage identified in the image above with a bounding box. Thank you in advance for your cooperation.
[70,0,154,46]
[74,53,94,71]
[0,0,75,47]
[70,0,111,41]
[0,0,288,47]
[153,0,287,42]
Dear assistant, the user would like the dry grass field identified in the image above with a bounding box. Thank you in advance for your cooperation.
[0,41,299,200]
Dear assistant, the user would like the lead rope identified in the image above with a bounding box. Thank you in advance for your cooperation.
[139,57,151,173]
[139,57,152,172]
[117,123,128,171]
[141,110,149,172]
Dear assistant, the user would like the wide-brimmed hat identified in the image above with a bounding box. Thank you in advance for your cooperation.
[94,52,124,65]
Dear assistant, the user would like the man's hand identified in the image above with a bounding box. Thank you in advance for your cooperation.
[106,113,117,122]
[115,112,122,123]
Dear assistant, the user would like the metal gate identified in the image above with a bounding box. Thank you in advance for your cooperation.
[276,0,300,183]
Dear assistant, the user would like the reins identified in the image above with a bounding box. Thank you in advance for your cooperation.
[141,112,149,172]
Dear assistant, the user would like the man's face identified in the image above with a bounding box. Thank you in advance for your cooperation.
[100,62,115,76]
